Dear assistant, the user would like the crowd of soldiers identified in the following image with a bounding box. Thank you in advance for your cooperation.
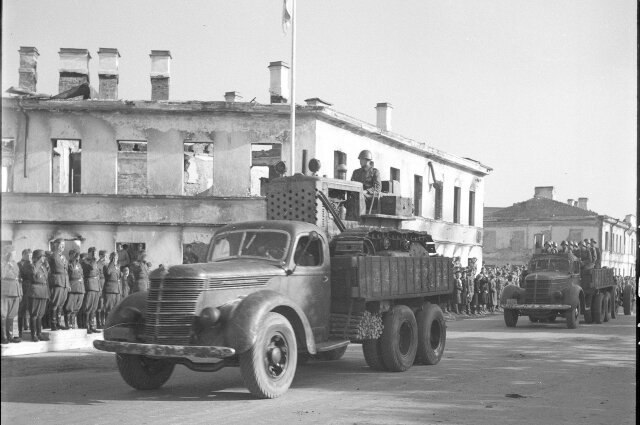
[540,238,601,268]
[0,240,151,344]
[449,264,526,316]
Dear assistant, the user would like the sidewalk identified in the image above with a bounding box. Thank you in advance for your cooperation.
[1,329,103,357]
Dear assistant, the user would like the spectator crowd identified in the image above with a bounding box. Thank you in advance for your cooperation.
[1,240,152,344]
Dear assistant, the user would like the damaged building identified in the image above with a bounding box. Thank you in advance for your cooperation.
[1,46,492,267]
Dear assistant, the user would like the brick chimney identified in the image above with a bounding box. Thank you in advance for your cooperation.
[97,48,120,100]
[534,186,554,200]
[18,47,39,92]
[58,48,91,93]
[224,91,242,102]
[375,102,393,131]
[577,197,588,210]
[567,198,574,206]
[150,50,171,101]
[268,61,289,104]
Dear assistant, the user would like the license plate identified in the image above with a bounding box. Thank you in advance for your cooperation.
[506,298,517,306]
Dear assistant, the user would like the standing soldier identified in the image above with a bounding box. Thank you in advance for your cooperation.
[589,239,601,268]
[460,270,470,315]
[130,251,150,293]
[117,244,131,271]
[103,252,121,321]
[28,250,50,342]
[96,250,108,329]
[82,248,101,334]
[120,267,132,299]
[48,239,70,331]
[453,271,462,314]
[183,244,199,264]
[64,250,84,329]
[350,150,381,211]
[17,249,33,339]
[1,246,22,344]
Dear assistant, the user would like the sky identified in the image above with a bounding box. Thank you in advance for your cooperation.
[2,0,637,219]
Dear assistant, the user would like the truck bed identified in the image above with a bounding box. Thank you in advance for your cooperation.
[331,255,453,302]
[580,268,615,291]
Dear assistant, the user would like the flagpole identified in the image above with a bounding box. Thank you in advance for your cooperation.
[289,0,296,175]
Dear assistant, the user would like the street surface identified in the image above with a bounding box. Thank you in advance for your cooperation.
[1,312,636,425]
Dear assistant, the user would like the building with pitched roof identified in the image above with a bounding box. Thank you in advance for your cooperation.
[483,186,636,277]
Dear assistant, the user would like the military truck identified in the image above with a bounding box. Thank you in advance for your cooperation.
[500,252,617,329]
[94,174,453,398]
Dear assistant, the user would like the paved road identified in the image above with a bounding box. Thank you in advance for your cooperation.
[1,312,636,425]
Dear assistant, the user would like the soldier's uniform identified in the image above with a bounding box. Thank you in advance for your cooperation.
[589,239,601,268]
[103,260,121,319]
[351,167,382,199]
[130,258,150,293]
[48,247,70,331]
[1,248,22,344]
[120,269,132,300]
[17,253,32,338]
[81,250,101,334]
[64,254,85,329]
[28,251,50,342]
[96,251,107,329]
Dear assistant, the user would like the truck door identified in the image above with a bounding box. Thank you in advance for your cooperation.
[284,233,331,343]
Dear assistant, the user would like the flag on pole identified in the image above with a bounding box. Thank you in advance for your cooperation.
[282,0,292,34]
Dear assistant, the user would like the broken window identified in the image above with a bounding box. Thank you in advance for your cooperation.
[117,141,148,195]
[414,174,422,216]
[1,139,15,192]
[250,143,281,196]
[390,167,400,182]
[52,139,81,193]
[115,242,147,266]
[434,181,443,220]
[468,190,476,226]
[183,142,214,196]
[453,186,461,224]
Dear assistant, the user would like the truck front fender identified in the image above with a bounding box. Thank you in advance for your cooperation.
[564,285,584,313]
[224,289,317,355]
[500,284,525,305]
[104,291,148,341]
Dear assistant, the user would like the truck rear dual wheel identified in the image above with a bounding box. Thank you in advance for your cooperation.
[592,293,604,324]
[381,305,418,372]
[415,303,446,365]
[623,285,633,315]
[362,338,386,370]
[239,312,297,399]
[116,354,175,390]
[565,303,580,329]
[602,292,611,322]
[504,309,518,327]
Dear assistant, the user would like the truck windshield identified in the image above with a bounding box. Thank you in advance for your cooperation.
[209,230,290,262]
[529,258,570,272]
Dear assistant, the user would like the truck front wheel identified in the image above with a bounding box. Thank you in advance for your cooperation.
[380,305,418,372]
[592,293,604,324]
[565,303,579,329]
[602,292,611,322]
[415,303,446,365]
[504,309,518,327]
[623,285,633,315]
[116,354,175,390]
[239,312,297,399]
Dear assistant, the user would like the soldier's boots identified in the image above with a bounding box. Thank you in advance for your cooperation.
[57,314,69,330]
[30,318,39,342]
[37,320,49,341]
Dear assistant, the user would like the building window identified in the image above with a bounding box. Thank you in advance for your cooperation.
[117,141,148,195]
[434,182,443,220]
[52,139,81,193]
[183,142,214,196]
[390,167,400,182]
[334,151,347,179]
[414,175,422,216]
[250,143,281,196]
[468,190,476,226]
[484,230,496,251]
[568,229,583,243]
[605,232,609,251]
[534,233,546,249]
[510,230,525,251]
[453,186,461,224]
[115,242,146,267]
[1,139,15,192]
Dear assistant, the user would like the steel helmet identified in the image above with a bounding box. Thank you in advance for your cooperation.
[358,150,373,160]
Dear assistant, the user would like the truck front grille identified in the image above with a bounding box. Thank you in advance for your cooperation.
[143,278,206,345]
[524,280,552,304]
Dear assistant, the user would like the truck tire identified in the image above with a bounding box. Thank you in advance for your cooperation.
[504,309,518,327]
[316,345,348,361]
[547,315,557,323]
[565,302,579,329]
[592,293,604,324]
[116,354,175,390]
[610,293,617,319]
[415,303,446,365]
[583,308,592,324]
[602,292,611,322]
[623,285,633,315]
[380,305,418,372]
[362,339,386,370]
[528,316,538,323]
[239,312,297,399]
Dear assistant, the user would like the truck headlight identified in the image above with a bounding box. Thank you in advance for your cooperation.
[199,307,221,327]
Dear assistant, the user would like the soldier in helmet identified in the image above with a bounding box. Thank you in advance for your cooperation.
[350,150,381,208]
[590,239,601,268]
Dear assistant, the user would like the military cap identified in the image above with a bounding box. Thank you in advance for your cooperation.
[98,250,107,256]
[552,241,558,246]
[578,241,585,246]
[21,248,33,256]
[590,239,597,245]
[358,150,373,160]
[32,249,45,261]
[68,249,78,257]
[544,241,550,246]
[561,241,567,245]
[88,247,96,253]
